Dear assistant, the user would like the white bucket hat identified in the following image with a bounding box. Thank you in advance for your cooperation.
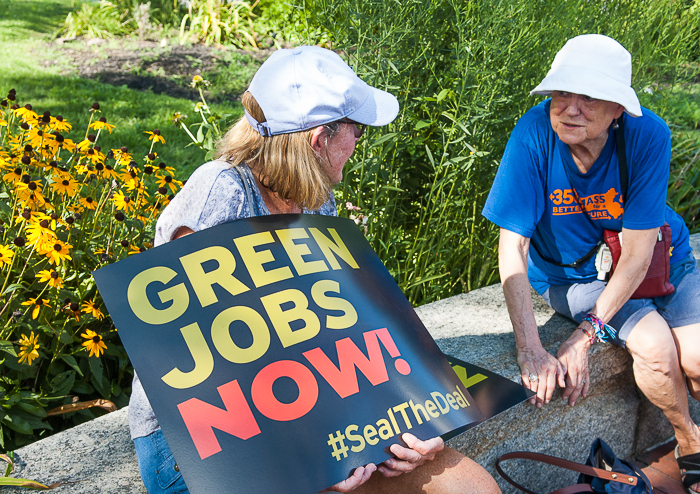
[244,46,399,136]
[531,34,642,117]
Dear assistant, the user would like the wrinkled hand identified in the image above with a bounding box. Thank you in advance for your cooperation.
[320,464,377,492]
[557,324,592,407]
[517,345,566,408]
[377,433,444,478]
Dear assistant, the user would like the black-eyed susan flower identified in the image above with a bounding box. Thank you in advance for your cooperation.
[14,104,38,122]
[155,161,176,177]
[3,167,23,184]
[50,177,80,196]
[0,244,14,267]
[100,163,119,180]
[155,174,182,194]
[81,329,107,357]
[61,138,77,153]
[15,180,47,208]
[81,299,105,320]
[145,129,165,145]
[112,190,134,212]
[21,298,50,320]
[79,196,97,210]
[43,240,72,265]
[83,147,105,164]
[18,331,40,365]
[90,116,115,133]
[112,148,132,166]
[25,218,56,246]
[36,269,63,288]
[49,115,72,132]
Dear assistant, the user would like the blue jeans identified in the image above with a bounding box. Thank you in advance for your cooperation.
[133,430,188,494]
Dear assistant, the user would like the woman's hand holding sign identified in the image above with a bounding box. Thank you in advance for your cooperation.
[322,434,444,492]
[379,433,444,477]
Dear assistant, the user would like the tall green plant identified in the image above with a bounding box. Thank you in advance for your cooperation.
[306,0,700,306]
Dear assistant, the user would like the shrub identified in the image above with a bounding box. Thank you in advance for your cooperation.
[306,0,700,306]
[0,90,178,451]
[61,1,132,39]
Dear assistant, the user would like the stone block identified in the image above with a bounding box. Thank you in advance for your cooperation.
[6,407,145,493]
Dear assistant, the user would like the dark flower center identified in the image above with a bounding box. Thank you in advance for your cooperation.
[53,243,62,251]
[86,197,94,203]
[62,180,69,186]
[165,176,173,183]
[28,182,37,190]
[39,219,49,228]
[50,271,58,279]
[92,335,101,343]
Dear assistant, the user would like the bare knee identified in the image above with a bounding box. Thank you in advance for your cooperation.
[355,447,500,494]
[627,318,678,376]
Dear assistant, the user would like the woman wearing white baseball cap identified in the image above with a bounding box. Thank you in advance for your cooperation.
[129,46,500,494]
[484,34,700,493]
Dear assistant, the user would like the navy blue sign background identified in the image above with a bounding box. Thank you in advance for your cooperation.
[94,215,484,494]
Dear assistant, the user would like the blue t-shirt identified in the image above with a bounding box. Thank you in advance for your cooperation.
[482,100,690,294]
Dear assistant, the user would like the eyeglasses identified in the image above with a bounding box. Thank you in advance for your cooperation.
[338,118,366,138]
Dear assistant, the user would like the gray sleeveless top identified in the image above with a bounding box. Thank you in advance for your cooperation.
[128,160,337,439]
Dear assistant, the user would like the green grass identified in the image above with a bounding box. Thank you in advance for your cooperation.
[0,0,244,179]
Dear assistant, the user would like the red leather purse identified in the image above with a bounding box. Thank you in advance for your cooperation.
[603,224,674,299]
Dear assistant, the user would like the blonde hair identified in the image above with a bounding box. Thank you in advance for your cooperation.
[216,92,337,211]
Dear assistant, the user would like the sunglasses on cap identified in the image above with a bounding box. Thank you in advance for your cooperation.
[338,118,366,138]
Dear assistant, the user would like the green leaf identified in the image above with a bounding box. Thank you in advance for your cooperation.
[1,284,24,297]
[49,371,75,397]
[59,331,74,345]
[60,355,83,376]
[71,380,94,395]
[90,373,111,399]
[0,477,49,488]
[414,120,431,130]
[0,341,16,357]
[88,356,103,384]
[16,403,46,418]
[2,414,32,435]
[437,88,451,102]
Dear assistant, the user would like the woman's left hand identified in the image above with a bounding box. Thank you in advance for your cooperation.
[377,433,444,477]
[556,325,593,406]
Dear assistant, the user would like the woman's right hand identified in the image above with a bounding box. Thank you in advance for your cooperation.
[517,346,566,408]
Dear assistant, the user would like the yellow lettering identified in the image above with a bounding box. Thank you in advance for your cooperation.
[363,424,379,446]
[211,306,270,364]
[260,289,320,348]
[310,280,358,330]
[309,228,359,270]
[180,246,249,307]
[127,266,188,325]
[276,228,328,276]
[446,393,459,410]
[345,424,366,453]
[161,323,213,389]
[425,400,440,418]
[234,232,293,288]
[376,419,394,440]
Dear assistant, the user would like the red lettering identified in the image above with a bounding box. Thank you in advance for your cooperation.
[250,360,319,421]
[177,380,261,460]
[303,329,390,399]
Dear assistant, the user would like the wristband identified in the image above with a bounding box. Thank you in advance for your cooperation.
[582,313,617,343]
[579,325,596,345]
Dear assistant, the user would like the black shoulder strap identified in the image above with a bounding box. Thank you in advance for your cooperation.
[614,116,628,202]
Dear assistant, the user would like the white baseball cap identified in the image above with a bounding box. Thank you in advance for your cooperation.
[531,34,642,117]
[245,46,399,136]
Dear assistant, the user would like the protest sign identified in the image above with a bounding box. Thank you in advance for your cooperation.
[94,214,484,494]
[442,355,534,440]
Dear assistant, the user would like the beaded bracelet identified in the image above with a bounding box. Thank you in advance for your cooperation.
[579,325,596,345]
[582,313,618,343]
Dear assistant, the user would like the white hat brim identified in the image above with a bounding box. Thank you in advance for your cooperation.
[345,84,399,127]
[531,66,642,117]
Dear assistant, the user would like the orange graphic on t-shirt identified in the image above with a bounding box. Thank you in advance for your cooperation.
[550,187,624,220]
[601,188,624,219]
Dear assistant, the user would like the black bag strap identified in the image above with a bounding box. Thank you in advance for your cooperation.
[495,451,639,494]
[615,116,628,202]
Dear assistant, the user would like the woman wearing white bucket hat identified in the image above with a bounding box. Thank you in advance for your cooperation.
[129,46,500,494]
[483,34,700,493]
